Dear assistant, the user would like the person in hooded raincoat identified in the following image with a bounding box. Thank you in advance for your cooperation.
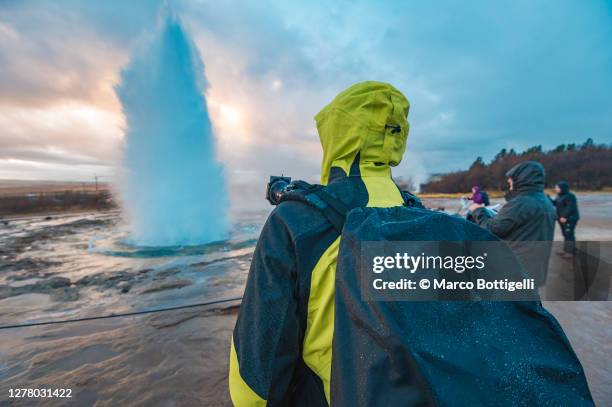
[229,81,412,406]
[470,161,556,285]
[229,85,592,406]
[552,181,580,255]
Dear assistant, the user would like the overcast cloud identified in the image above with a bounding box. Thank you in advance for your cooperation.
[0,0,610,185]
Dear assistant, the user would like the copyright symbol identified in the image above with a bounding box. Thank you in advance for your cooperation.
[419,279,430,289]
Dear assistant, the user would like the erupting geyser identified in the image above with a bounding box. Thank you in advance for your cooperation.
[116,15,228,246]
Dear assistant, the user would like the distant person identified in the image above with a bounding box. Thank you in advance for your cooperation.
[469,185,485,205]
[470,161,556,286]
[552,181,580,256]
[465,186,490,222]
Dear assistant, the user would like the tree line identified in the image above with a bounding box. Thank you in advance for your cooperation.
[420,139,612,193]
[0,190,115,216]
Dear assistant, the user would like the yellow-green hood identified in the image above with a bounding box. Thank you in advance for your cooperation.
[315,81,410,185]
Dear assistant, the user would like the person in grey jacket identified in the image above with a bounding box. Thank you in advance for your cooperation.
[470,161,556,286]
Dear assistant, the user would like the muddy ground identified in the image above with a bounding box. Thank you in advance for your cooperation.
[1,305,238,407]
[1,301,610,406]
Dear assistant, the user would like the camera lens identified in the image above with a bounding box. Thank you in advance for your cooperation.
[266,176,292,205]
[269,179,289,205]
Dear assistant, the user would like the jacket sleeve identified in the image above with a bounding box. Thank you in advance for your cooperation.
[229,209,300,406]
[473,200,521,239]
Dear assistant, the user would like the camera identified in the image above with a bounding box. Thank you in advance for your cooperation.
[266,176,292,205]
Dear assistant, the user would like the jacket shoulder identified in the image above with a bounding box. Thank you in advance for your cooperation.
[270,200,332,239]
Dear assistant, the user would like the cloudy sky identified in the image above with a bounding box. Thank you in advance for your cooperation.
[0,0,611,185]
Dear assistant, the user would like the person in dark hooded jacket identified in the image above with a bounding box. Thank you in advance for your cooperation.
[229,81,413,406]
[552,181,580,255]
[231,84,594,406]
[470,161,556,285]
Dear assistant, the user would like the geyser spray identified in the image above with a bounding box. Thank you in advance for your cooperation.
[116,14,228,246]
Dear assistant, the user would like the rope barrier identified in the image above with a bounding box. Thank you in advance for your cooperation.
[0,296,243,330]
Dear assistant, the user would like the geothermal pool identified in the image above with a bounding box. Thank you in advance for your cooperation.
[0,209,265,327]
